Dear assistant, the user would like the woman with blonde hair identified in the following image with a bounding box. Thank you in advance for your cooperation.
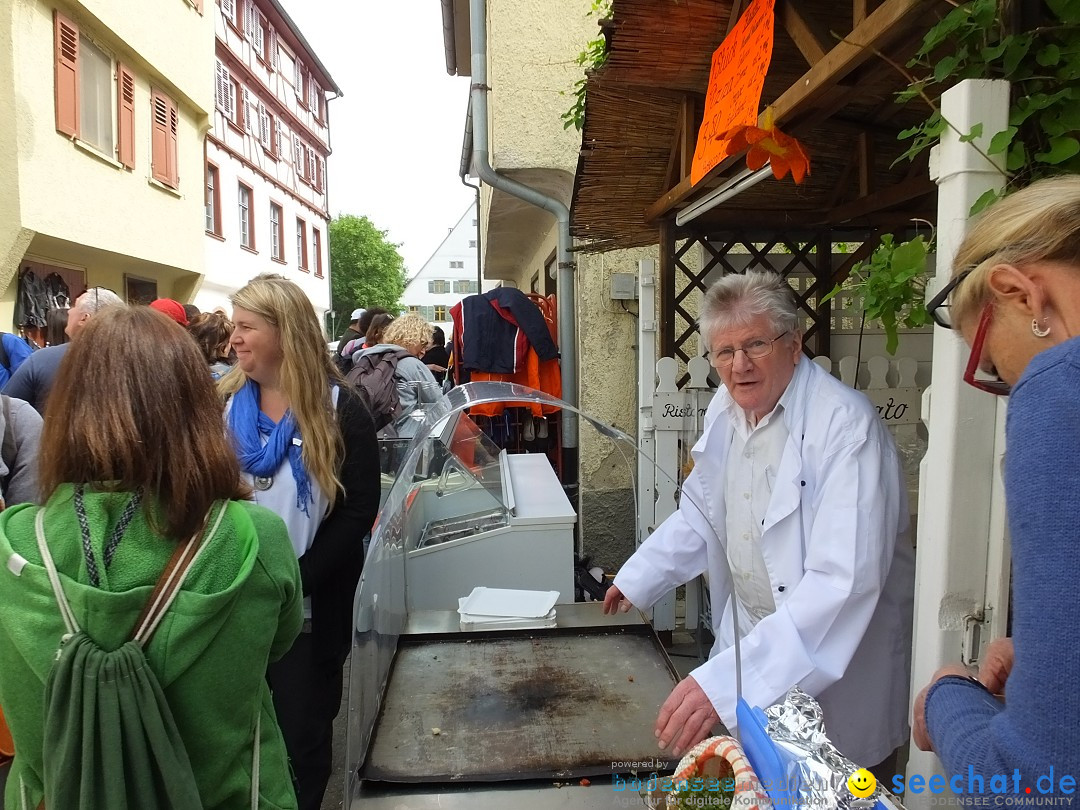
[913,175,1080,787]
[356,313,443,437]
[220,273,379,810]
[0,306,303,808]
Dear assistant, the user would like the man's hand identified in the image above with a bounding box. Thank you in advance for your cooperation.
[655,676,720,757]
[912,662,974,751]
[978,637,1014,696]
[602,584,633,615]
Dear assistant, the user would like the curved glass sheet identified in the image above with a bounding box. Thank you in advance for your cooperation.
[346,382,665,791]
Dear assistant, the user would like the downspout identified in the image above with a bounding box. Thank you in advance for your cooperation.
[467,0,580,505]
[459,110,482,291]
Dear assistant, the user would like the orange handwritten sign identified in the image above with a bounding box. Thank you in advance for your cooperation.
[690,0,776,186]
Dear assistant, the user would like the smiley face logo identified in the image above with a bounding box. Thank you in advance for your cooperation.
[847,768,877,798]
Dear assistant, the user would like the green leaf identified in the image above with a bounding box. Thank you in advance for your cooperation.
[891,237,929,276]
[980,40,1009,62]
[1035,136,1080,164]
[934,54,962,83]
[820,283,844,304]
[916,7,970,58]
[970,0,997,27]
[1006,139,1028,171]
[969,188,1002,216]
[987,126,1017,155]
[1036,44,1062,67]
[1003,34,1034,76]
[1040,110,1067,138]
[959,123,984,143]
[1046,0,1080,23]
[898,123,922,140]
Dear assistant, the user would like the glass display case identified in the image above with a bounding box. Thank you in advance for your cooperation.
[346,383,682,809]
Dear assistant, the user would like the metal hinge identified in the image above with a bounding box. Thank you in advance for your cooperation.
[961,607,992,667]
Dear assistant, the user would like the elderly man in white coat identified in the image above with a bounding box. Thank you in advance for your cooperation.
[605,270,914,776]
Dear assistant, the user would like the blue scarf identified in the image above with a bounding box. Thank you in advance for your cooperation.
[228,380,312,516]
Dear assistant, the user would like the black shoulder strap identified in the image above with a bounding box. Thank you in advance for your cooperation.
[0,333,9,373]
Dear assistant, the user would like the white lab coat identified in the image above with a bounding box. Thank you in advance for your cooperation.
[615,358,915,765]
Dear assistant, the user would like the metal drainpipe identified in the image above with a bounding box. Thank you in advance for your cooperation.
[467,0,580,506]
[458,110,483,290]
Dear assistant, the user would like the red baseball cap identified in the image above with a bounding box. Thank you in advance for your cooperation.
[150,298,189,326]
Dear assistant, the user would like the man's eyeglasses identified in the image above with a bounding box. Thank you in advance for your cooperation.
[926,269,972,329]
[707,331,790,367]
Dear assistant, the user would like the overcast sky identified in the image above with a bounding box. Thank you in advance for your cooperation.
[279,0,475,276]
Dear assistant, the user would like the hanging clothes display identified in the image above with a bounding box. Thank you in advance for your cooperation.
[450,291,562,417]
[15,268,48,329]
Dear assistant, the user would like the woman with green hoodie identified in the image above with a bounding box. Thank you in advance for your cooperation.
[0,306,303,809]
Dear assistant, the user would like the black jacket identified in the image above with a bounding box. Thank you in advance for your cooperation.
[460,288,559,373]
[299,386,380,664]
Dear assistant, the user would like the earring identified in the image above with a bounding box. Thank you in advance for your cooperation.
[1031,318,1051,338]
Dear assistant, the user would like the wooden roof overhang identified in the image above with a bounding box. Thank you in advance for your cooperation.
[571,0,955,252]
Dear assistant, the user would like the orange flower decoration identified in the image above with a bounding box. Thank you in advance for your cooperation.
[722,108,811,184]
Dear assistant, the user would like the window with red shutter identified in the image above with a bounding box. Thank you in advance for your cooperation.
[54,10,80,137]
[116,63,135,169]
[151,91,169,184]
[167,98,179,187]
[312,228,323,277]
[151,90,179,189]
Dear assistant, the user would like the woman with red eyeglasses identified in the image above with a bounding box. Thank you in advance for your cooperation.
[913,175,1080,788]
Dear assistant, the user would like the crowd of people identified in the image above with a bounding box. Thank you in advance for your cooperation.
[0,273,456,809]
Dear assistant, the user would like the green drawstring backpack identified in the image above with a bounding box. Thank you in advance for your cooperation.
[29,502,261,810]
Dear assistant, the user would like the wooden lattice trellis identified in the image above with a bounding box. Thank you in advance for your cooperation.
[666,230,846,382]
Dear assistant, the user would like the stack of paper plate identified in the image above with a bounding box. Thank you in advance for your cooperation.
[457,587,559,631]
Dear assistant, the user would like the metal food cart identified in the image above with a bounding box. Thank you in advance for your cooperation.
[347,383,681,809]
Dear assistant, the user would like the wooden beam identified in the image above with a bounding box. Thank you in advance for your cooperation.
[726,0,746,36]
[853,0,870,27]
[777,0,832,66]
[646,0,936,223]
[664,98,697,188]
[857,132,873,197]
[827,174,935,224]
[659,220,675,357]
[680,98,696,179]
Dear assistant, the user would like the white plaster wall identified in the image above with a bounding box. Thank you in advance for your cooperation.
[80,0,214,112]
[12,0,208,279]
[202,141,330,315]
[486,0,595,173]
[401,203,494,337]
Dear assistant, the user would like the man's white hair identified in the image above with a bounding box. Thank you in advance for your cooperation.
[700,270,800,346]
[77,287,125,316]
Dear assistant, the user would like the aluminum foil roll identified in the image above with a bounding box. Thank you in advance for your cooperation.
[762,688,885,810]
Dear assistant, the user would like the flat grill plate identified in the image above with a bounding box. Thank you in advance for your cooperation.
[362,631,678,783]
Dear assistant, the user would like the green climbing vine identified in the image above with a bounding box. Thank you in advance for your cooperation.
[561,0,612,131]
[830,0,1080,353]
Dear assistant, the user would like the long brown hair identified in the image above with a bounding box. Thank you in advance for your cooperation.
[39,306,248,540]
[218,274,345,501]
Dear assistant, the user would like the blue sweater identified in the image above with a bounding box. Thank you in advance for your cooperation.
[925,336,1080,795]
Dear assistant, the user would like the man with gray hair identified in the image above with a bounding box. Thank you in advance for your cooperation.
[4,287,125,413]
[605,270,914,775]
